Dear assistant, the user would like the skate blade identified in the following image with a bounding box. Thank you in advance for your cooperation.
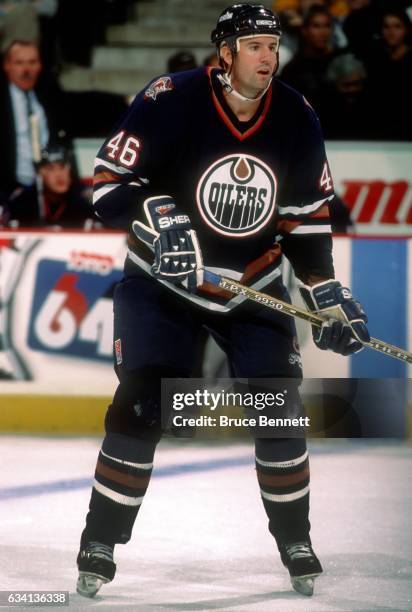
[291,573,320,596]
[76,572,109,598]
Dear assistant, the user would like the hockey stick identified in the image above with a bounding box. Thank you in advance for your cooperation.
[203,271,412,365]
[131,221,411,364]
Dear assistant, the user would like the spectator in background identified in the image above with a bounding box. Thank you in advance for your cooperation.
[167,50,197,73]
[273,0,348,67]
[0,40,63,199]
[5,143,96,228]
[363,8,412,139]
[280,4,338,107]
[0,39,129,200]
[317,52,374,139]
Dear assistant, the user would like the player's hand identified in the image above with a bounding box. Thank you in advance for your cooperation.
[132,195,203,292]
[300,280,370,355]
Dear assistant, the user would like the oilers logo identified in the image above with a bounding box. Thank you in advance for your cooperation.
[196,154,277,237]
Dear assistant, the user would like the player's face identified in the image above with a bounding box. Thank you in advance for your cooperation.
[3,44,42,91]
[382,15,408,48]
[229,36,279,98]
[40,162,71,194]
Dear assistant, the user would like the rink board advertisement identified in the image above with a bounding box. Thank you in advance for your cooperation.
[326,141,412,235]
[0,232,125,393]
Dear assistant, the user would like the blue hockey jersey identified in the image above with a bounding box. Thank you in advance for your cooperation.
[93,67,335,312]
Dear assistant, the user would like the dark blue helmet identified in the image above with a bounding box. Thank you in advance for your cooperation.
[211,4,282,48]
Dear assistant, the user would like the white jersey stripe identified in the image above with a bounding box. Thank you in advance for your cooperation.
[256,450,308,468]
[93,479,144,506]
[100,449,153,470]
[203,266,243,280]
[278,195,333,217]
[260,484,310,503]
[94,157,134,175]
[127,249,282,312]
[290,225,332,235]
[93,184,119,205]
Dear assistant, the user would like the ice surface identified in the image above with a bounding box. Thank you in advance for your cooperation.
[1,436,411,611]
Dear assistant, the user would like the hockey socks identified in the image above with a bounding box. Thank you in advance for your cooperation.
[81,432,157,547]
[254,438,311,545]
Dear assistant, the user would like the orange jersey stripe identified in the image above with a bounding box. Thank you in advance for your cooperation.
[241,244,281,283]
[309,203,330,219]
[94,171,123,186]
[208,67,273,142]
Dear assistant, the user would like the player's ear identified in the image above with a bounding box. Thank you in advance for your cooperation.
[219,42,232,69]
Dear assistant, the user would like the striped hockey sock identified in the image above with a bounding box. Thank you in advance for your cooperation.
[255,438,311,545]
[82,433,157,546]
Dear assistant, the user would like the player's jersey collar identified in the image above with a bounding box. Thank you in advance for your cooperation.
[207,67,272,141]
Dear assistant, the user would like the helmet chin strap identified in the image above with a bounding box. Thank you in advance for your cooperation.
[217,72,272,102]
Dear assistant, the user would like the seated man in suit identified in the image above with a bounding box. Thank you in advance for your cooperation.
[0,40,59,199]
[0,39,130,203]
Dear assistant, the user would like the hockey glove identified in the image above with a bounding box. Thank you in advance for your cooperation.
[300,280,370,355]
[132,195,203,292]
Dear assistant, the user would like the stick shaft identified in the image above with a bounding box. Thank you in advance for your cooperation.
[204,271,412,365]
[29,114,41,163]
[29,114,46,220]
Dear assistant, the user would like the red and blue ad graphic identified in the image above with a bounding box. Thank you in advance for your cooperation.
[28,258,122,361]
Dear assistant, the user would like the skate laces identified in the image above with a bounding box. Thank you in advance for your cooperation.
[285,542,313,559]
[83,542,113,562]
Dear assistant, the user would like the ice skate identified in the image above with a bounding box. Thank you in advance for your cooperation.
[76,542,116,598]
[280,541,323,596]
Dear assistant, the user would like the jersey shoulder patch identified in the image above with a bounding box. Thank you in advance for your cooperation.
[142,68,205,103]
[144,76,174,100]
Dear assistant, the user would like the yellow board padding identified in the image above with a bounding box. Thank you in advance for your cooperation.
[0,396,109,434]
[0,396,322,436]
[0,395,411,437]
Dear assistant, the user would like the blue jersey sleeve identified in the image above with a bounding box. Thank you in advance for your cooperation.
[276,97,335,282]
[92,76,175,229]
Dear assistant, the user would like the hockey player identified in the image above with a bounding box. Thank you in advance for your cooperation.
[76,3,370,599]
